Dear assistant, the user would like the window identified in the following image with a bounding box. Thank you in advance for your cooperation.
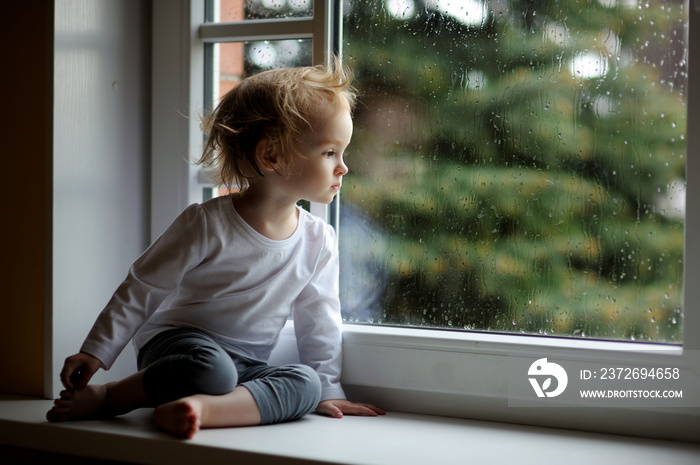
[340,0,687,344]
[152,0,700,440]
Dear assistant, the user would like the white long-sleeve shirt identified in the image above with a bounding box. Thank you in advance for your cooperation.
[80,195,346,401]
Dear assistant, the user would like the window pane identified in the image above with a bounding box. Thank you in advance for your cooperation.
[206,0,312,22]
[208,38,312,102]
[339,0,687,343]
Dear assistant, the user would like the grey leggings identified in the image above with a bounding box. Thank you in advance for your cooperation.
[137,327,322,425]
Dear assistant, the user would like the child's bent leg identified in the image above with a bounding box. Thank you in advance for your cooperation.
[138,328,238,405]
[47,370,150,422]
[153,386,261,439]
[47,328,236,423]
[152,363,320,438]
[239,363,322,425]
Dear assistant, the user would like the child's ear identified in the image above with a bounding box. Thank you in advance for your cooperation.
[255,139,279,172]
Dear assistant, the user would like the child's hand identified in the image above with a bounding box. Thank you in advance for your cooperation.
[60,352,102,391]
[316,399,386,418]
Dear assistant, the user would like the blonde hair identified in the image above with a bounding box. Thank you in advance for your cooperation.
[199,58,357,190]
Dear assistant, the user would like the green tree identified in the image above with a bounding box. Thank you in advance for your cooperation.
[340,0,687,342]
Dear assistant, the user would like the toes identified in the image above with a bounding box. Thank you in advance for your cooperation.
[153,400,202,439]
[185,423,199,439]
[53,398,72,408]
[181,417,199,439]
[184,411,201,439]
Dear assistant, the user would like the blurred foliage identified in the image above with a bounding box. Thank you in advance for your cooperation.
[339,0,687,342]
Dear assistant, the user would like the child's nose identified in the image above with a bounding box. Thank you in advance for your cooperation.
[336,159,348,176]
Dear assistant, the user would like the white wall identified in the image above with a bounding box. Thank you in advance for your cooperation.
[51,0,151,396]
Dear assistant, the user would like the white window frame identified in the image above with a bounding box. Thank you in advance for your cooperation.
[152,0,700,441]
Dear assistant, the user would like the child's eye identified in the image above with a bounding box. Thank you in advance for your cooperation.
[322,150,335,158]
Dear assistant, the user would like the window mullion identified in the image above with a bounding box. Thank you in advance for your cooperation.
[199,17,314,42]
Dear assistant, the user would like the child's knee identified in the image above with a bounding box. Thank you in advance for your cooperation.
[143,346,237,403]
[185,346,238,394]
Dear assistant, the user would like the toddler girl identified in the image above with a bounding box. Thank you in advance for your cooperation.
[46,59,384,439]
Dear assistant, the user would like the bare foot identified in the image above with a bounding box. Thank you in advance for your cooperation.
[153,397,204,439]
[46,385,110,422]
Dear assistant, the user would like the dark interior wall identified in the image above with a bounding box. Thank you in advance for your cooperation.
[0,1,53,397]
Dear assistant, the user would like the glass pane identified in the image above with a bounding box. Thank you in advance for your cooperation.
[339,0,687,343]
[206,0,312,22]
[207,38,312,110]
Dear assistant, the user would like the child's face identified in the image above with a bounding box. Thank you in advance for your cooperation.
[284,109,353,204]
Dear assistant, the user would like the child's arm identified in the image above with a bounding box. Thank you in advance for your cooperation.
[69,204,208,377]
[293,226,346,401]
[294,223,385,416]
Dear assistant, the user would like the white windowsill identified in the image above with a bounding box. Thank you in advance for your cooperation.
[1,394,699,465]
[270,322,700,442]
